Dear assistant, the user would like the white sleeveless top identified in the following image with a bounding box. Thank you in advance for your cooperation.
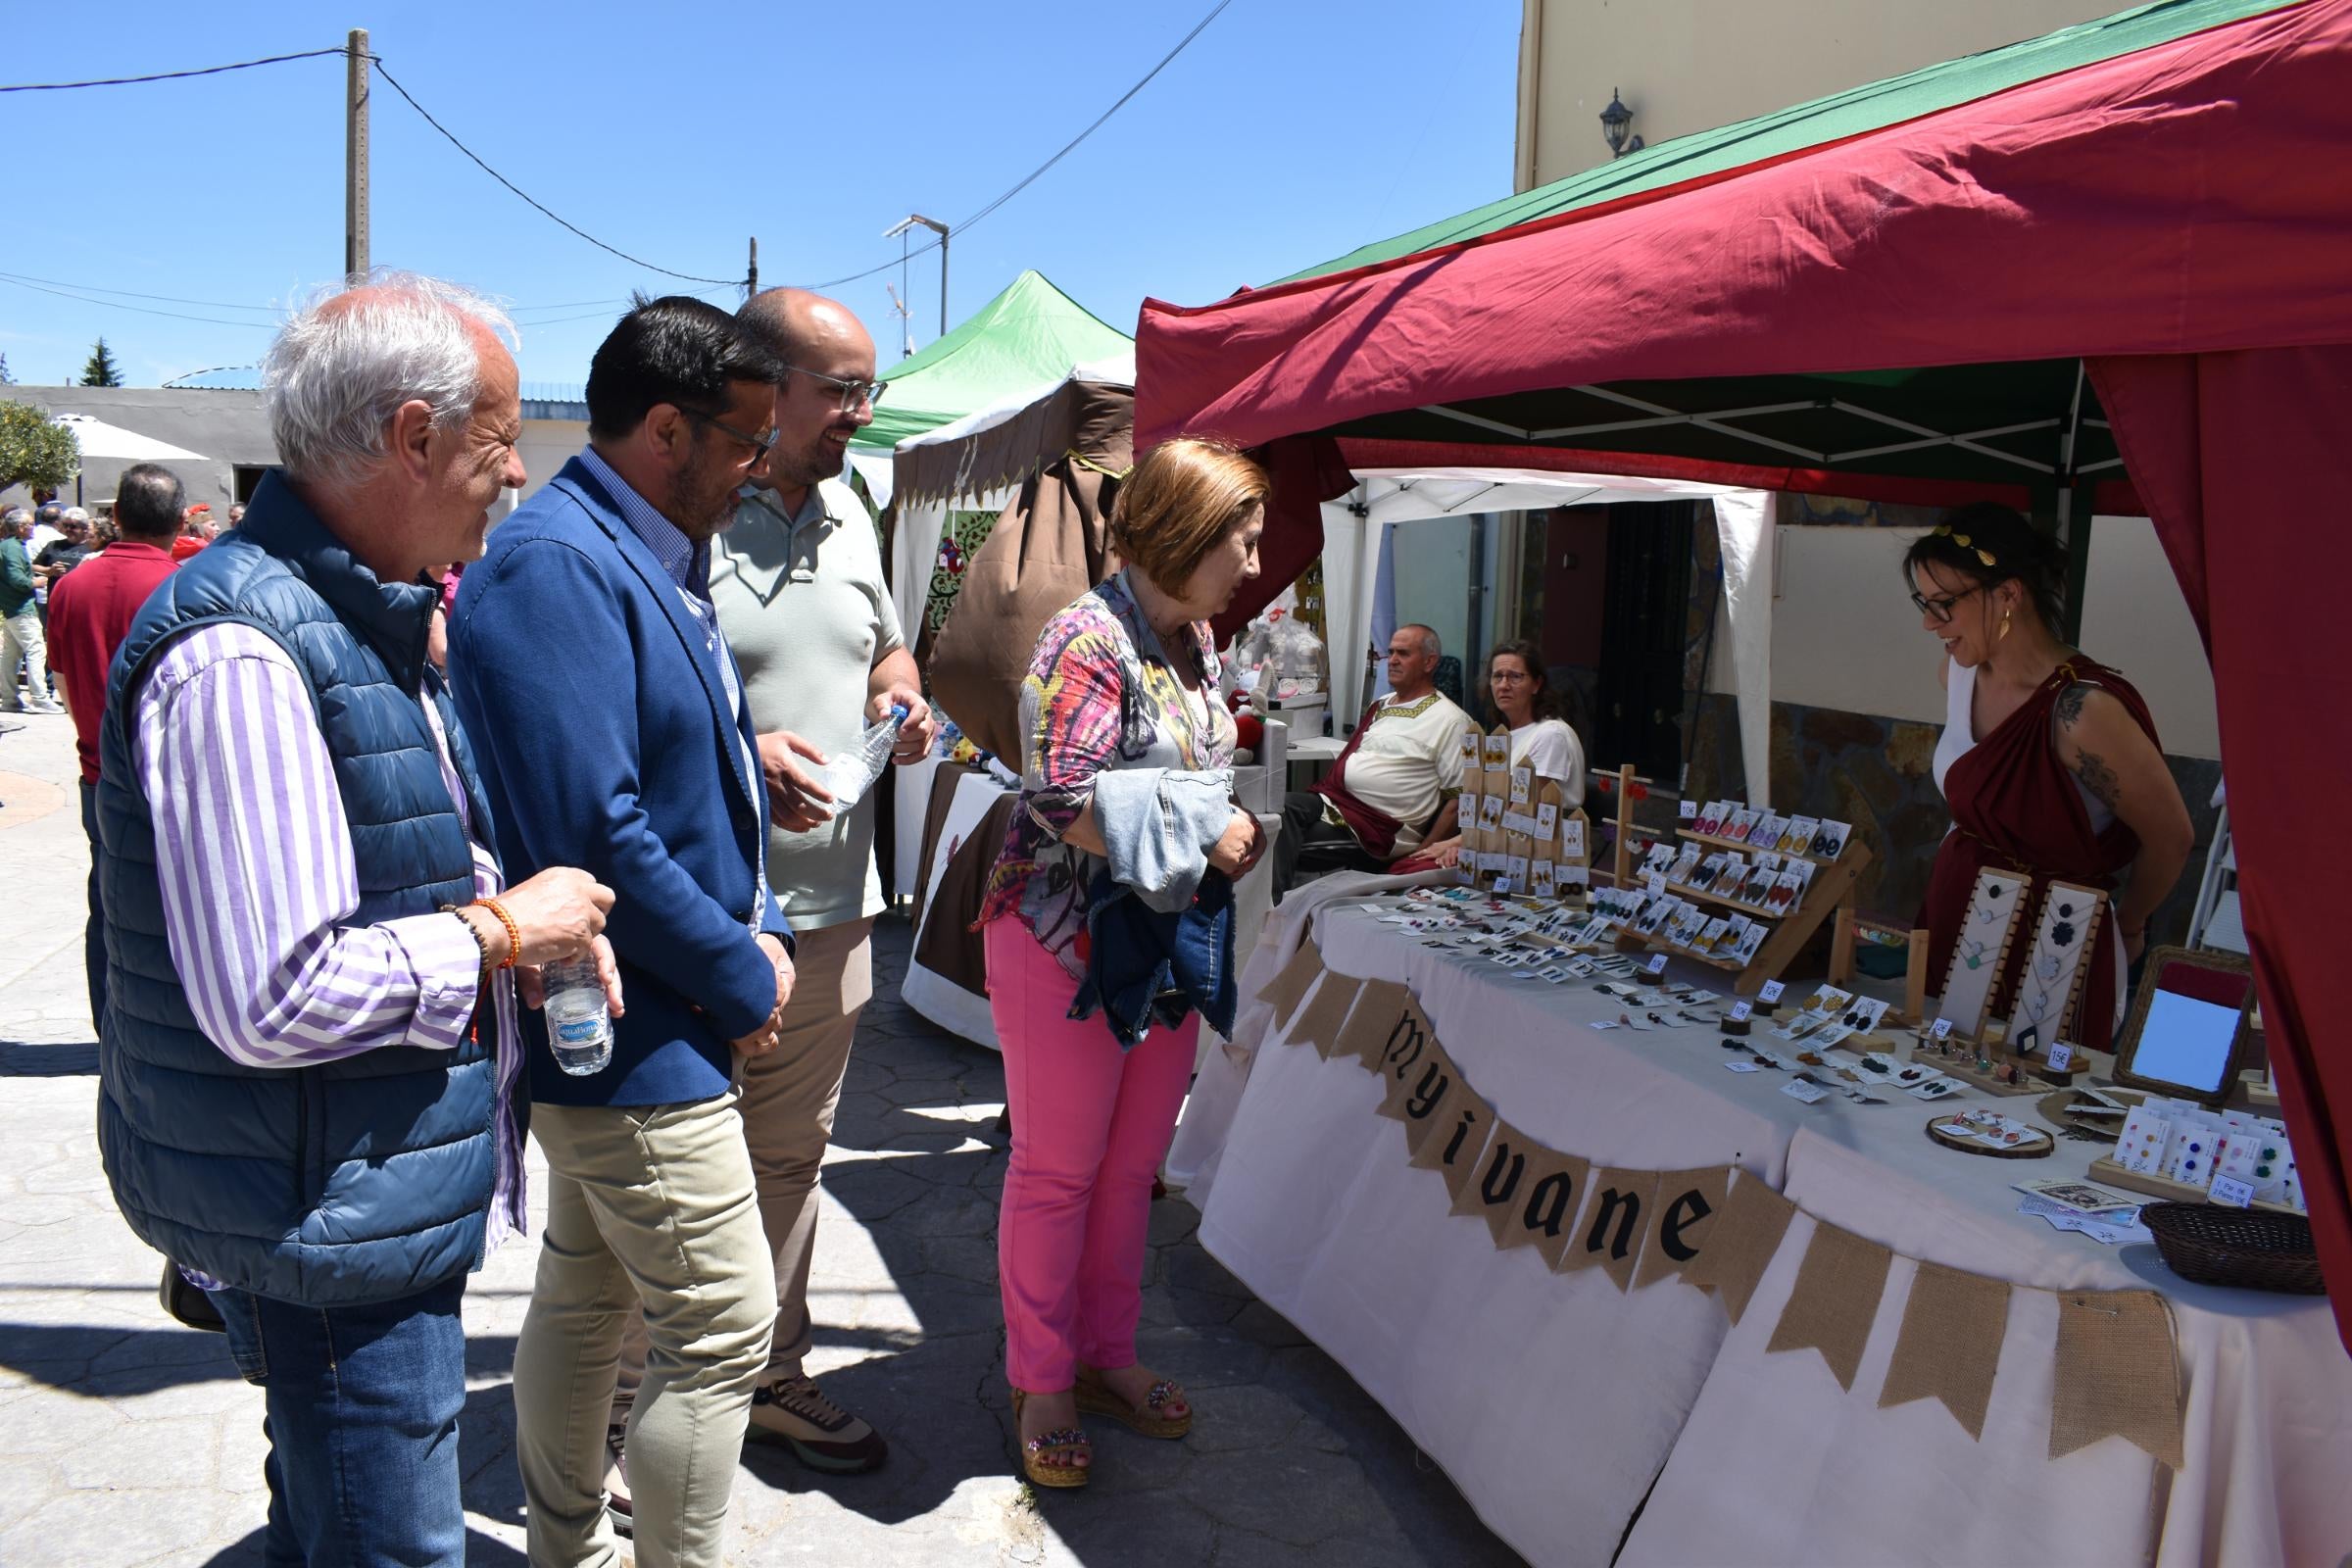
[1934,658,2125,1027]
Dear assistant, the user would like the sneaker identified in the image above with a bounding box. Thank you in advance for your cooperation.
[24,699,62,715]
[603,1424,633,1540]
[746,1375,889,1473]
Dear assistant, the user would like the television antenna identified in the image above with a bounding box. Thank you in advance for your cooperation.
[884,284,914,361]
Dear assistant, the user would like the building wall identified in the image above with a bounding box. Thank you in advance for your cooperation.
[1515,0,2121,188]
[1703,514,2220,760]
[2,386,586,520]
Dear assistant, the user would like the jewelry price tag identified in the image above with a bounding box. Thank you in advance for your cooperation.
[1679,799,1698,820]
[1932,1018,1955,1040]
[2045,1041,2076,1071]
[1645,953,1670,976]
[1729,1001,1753,1022]
[1758,979,1786,1004]
[2209,1175,2256,1209]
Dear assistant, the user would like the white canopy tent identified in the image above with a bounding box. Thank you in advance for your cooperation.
[1321,470,1776,803]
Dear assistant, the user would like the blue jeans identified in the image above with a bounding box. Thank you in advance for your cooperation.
[210,1275,469,1568]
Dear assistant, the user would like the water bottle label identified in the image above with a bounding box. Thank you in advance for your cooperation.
[554,1015,607,1046]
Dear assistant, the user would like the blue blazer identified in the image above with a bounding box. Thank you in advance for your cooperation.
[450,455,790,1107]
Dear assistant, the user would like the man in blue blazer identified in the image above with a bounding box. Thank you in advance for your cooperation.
[450,296,794,1568]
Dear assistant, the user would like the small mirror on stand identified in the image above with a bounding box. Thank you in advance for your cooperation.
[2110,946,2256,1109]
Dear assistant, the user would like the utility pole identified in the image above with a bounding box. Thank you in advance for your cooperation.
[747,237,759,302]
[344,28,369,280]
[883,214,952,338]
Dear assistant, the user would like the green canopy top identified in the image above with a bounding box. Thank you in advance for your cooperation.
[857,269,1131,453]
[1280,0,2297,284]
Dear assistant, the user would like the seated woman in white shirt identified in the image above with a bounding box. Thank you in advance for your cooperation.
[1424,639,1586,868]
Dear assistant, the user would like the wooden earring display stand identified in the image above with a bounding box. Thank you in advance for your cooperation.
[1613,790,1873,998]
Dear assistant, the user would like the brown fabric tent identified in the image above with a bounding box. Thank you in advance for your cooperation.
[918,378,1134,763]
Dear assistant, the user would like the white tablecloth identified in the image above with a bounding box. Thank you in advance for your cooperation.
[1179,892,2352,1567]
[1621,1128,2352,1568]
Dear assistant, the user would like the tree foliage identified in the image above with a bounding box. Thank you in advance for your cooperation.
[0,402,81,494]
[79,338,125,388]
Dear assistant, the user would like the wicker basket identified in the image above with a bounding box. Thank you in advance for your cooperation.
[2139,1202,2326,1294]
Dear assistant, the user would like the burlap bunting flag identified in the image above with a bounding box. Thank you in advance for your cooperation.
[1681,1170,1797,1325]
[1259,937,1325,1032]
[1877,1261,2011,1441]
[1450,1121,1529,1242]
[1766,1221,1895,1392]
[1518,1146,1592,1270]
[1372,1000,1442,1119]
[1394,1043,1470,1155]
[1406,1071,1495,1200]
[2049,1290,2184,1470]
[1333,980,1412,1072]
[1633,1167,1734,1292]
[1558,1167,1657,1292]
[1292,974,1366,1059]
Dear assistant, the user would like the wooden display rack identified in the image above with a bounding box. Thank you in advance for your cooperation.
[1612,808,1873,998]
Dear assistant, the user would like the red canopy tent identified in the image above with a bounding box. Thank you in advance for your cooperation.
[1137,0,2352,1346]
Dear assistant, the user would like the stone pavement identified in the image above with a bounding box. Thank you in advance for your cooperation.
[0,709,1524,1566]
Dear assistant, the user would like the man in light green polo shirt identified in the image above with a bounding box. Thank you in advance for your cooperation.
[603,290,933,1505]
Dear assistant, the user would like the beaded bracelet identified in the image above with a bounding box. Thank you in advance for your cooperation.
[440,903,495,983]
[472,898,522,970]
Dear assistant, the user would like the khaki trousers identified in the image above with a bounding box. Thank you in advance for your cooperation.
[611,918,873,1423]
[516,1091,776,1568]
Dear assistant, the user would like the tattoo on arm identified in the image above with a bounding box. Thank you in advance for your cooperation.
[2054,682,2090,729]
[2074,748,2123,812]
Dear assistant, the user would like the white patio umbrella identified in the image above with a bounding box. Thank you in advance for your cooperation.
[53,413,208,464]
[51,414,209,508]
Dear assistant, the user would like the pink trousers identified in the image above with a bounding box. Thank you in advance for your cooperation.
[987,916,1199,1393]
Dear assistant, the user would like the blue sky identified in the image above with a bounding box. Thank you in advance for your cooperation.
[3,2,1519,389]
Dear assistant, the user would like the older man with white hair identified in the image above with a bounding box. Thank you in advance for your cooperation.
[92,270,619,1567]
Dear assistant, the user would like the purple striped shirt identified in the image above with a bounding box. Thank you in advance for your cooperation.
[135,622,528,1251]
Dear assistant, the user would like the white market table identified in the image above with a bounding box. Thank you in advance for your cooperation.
[1176,881,2352,1568]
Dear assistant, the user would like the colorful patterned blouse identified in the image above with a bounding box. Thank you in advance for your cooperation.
[981,570,1236,975]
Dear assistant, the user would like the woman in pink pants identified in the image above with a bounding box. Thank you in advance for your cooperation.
[978,437,1270,1488]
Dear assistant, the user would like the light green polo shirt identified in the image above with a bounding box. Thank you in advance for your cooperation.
[710,476,904,931]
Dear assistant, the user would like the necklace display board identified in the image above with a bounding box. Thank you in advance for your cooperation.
[1935,867,2031,1040]
[2003,881,2108,1062]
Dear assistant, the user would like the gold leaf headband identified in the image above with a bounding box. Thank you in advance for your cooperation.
[1933,523,1997,567]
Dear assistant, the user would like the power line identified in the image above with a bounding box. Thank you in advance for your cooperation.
[0,47,347,94]
[369,59,746,288]
[956,0,1234,233]
[796,0,1236,290]
[0,272,274,329]
[0,270,284,315]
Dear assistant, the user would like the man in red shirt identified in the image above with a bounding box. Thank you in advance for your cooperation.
[47,462,184,1033]
[171,503,215,562]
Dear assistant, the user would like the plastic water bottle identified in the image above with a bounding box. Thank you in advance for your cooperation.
[542,956,612,1076]
[811,704,907,813]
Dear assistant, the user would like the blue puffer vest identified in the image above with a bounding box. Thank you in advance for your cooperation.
[94,472,498,1305]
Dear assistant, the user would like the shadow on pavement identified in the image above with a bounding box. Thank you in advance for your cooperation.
[0,1040,98,1076]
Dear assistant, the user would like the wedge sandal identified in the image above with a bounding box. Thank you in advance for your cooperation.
[1009,1388,1092,1489]
[1074,1365,1193,1440]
